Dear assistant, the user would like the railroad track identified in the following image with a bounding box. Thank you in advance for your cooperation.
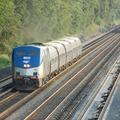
[0,92,29,114]
[39,36,119,120]
[0,76,14,99]
[61,56,118,120]
[82,27,120,50]
[0,28,119,120]
[0,76,11,84]
[77,57,120,120]
[0,76,12,91]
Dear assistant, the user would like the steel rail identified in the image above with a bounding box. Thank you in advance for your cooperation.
[0,91,20,105]
[82,31,117,50]
[0,76,11,83]
[0,87,14,98]
[98,74,120,120]
[82,33,118,57]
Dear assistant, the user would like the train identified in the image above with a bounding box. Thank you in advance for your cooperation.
[12,37,82,90]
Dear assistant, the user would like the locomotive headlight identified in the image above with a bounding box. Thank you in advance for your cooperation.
[24,64,27,67]
[27,64,30,67]
[24,64,30,68]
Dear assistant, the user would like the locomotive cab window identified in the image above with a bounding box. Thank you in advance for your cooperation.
[15,51,26,55]
[28,51,40,55]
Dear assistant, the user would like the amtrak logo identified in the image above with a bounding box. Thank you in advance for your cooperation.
[23,60,30,64]
[23,57,31,59]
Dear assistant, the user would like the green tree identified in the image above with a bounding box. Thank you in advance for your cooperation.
[0,0,21,55]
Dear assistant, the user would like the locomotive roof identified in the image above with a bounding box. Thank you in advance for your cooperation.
[13,44,47,50]
[24,43,45,46]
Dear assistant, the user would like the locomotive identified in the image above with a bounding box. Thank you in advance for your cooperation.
[12,37,82,90]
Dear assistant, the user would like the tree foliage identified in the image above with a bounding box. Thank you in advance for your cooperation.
[0,0,120,68]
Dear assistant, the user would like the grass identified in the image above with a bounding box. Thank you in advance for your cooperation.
[85,24,100,36]
[0,54,11,69]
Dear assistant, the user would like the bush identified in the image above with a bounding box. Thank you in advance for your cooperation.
[0,54,11,69]
[85,24,100,36]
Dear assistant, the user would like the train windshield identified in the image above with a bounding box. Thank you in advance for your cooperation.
[28,51,39,55]
[15,50,39,55]
[15,51,26,55]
